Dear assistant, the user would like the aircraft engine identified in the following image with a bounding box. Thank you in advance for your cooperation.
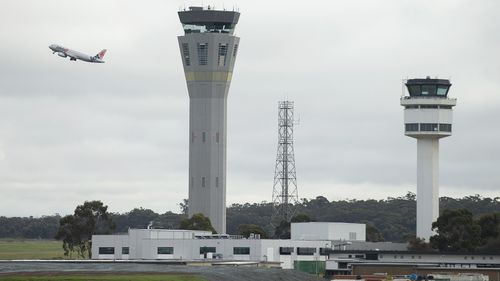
[57,52,67,58]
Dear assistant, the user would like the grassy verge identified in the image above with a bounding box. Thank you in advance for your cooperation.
[0,239,66,259]
[0,273,206,281]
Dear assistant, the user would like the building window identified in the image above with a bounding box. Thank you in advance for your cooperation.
[233,44,238,57]
[216,132,219,143]
[233,247,250,255]
[200,247,216,254]
[405,105,419,109]
[202,132,206,143]
[420,123,438,131]
[279,247,294,255]
[182,43,190,66]
[437,85,449,96]
[122,247,129,255]
[215,177,219,188]
[338,262,348,269]
[439,105,452,109]
[420,105,439,109]
[439,124,452,132]
[405,123,419,132]
[158,247,174,254]
[197,43,208,65]
[319,248,331,256]
[349,232,357,240]
[98,247,114,255]
[191,132,195,143]
[297,247,316,255]
[421,84,437,95]
[202,177,205,187]
[218,43,228,67]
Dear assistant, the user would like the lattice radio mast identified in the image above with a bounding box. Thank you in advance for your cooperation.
[272,100,299,224]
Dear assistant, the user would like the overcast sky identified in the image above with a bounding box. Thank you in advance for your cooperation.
[0,0,499,217]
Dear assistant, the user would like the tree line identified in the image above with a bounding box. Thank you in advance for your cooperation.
[1,193,499,243]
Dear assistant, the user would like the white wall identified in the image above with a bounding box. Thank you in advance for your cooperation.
[291,222,366,241]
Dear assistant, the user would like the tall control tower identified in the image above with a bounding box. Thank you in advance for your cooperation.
[401,77,457,241]
[177,7,240,234]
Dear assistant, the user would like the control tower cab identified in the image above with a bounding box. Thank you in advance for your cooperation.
[401,77,457,138]
[401,77,457,241]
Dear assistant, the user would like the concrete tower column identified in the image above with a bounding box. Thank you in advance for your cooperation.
[177,7,240,234]
[416,138,439,239]
[401,77,457,241]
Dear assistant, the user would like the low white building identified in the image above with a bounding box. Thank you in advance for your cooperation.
[91,222,377,269]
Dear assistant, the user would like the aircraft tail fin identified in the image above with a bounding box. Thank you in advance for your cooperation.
[96,49,107,60]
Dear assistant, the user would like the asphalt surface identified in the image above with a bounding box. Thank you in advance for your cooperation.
[0,261,325,281]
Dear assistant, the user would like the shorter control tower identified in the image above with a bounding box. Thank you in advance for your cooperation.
[401,77,457,241]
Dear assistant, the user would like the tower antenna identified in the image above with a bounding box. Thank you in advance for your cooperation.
[271,100,299,225]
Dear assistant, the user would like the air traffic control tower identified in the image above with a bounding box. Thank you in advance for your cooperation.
[401,77,457,241]
[177,6,240,234]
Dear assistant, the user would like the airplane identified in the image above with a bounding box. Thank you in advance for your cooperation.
[49,44,106,63]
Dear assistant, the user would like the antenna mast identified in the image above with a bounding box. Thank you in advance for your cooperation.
[272,100,299,224]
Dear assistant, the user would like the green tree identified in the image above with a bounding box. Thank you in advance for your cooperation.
[180,213,216,233]
[407,236,433,252]
[291,213,312,223]
[477,212,500,241]
[430,209,481,252]
[238,224,268,238]
[179,199,189,216]
[55,200,114,258]
[366,224,384,242]
[274,220,291,239]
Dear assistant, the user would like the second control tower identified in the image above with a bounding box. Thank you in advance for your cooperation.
[401,77,457,241]
[177,7,240,234]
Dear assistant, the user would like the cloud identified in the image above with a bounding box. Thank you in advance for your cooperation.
[0,0,499,217]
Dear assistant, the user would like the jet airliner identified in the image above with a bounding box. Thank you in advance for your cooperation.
[49,44,106,63]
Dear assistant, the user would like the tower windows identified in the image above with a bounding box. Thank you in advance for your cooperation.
[202,177,205,187]
[218,43,228,67]
[439,124,452,132]
[215,177,219,187]
[191,132,195,143]
[197,43,208,65]
[405,123,419,132]
[233,44,238,58]
[202,132,206,142]
[182,43,190,66]
[216,132,219,143]
[421,85,437,96]
[405,123,452,132]
[420,123,438,131]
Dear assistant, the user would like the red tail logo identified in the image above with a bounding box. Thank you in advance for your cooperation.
[97,49,107,59]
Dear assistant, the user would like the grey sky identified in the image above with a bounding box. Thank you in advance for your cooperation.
[0,0,499,217]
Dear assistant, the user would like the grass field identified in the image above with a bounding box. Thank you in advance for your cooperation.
[0,274,206,281]
[0,239,66,260]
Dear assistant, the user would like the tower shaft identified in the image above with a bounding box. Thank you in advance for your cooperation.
[272,101,299,223]
[178,7,240,234]
[416,138,439,239]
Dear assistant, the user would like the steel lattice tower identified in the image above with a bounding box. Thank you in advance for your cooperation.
[272,101,299,224]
